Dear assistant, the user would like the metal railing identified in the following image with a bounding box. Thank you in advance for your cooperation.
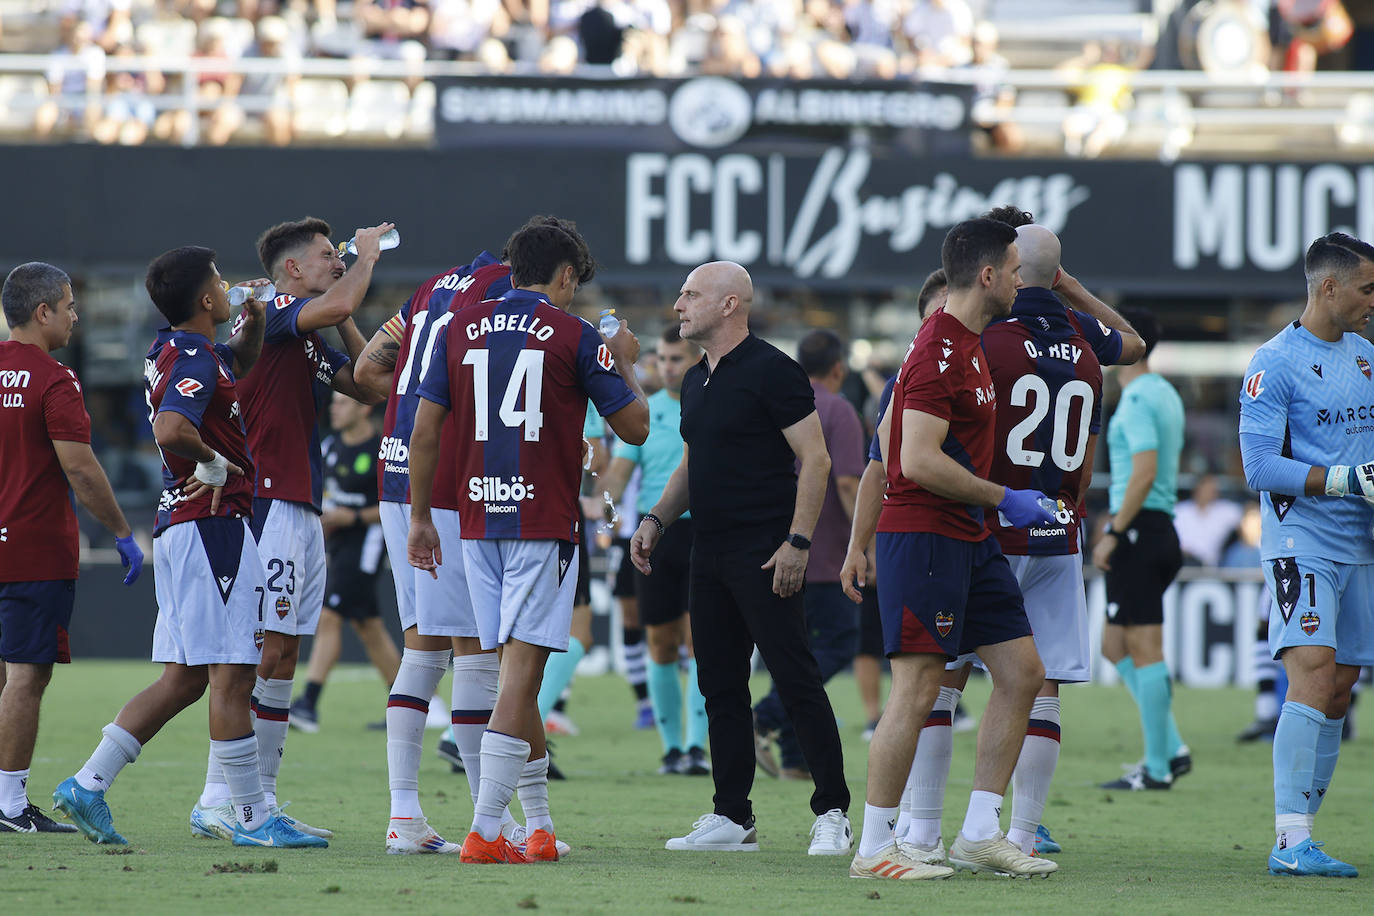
[4,52,1373,152]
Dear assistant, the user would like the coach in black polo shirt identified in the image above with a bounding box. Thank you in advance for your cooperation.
[631,260,851,856]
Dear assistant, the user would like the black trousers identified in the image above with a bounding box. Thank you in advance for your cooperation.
[689,536,850,825]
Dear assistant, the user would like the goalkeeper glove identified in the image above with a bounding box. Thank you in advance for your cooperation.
[1324,463,1374,505]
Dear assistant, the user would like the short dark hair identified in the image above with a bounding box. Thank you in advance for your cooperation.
[257,216,332,277]
[941,218,1017,290]
[503,215,596,288]
[146,246,217,326]
[797,329,845,378]
[917,268,947,318]
[660,324,696,348]
[2,261,71,328]
[1305,231,1374,290]
[1119,306,1161,358]
[982,204,1034,228]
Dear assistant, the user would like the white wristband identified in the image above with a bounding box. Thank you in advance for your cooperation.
[196,451,229,487]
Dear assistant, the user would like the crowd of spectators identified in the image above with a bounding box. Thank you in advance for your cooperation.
[5,0,1041,145]
[2,2,1364,151]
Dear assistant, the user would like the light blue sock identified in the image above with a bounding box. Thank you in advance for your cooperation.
[537,640,585,722]
[1114,657,1138,698]
[1274,701,1325,820]
[685,658,708,751]
[1135,662,1173,782]
[1166,710,1186,758]
[1309,716,1344,816]
[647,660,684,754]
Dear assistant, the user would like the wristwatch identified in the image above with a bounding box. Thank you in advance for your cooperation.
[785,533,811,550]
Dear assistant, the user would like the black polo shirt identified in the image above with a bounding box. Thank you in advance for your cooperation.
[680,333,815,548]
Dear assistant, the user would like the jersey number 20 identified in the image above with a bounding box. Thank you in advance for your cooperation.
[1005,375,1094,472]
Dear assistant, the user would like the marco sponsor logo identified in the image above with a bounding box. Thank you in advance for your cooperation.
[469,475,535,513]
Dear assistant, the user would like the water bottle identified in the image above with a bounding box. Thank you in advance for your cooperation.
[227,283,275,306]
[343,228,400,256]
[599,308,620,338]
[1037,497,1064,523]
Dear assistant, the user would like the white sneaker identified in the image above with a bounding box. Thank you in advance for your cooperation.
[385,816,460,854]
[849,842,954,880]
[425,695,449,729]
[948,831,1057,877]
[807,809,853,856]
[504,821,572,858]
[665,813,759,851]
[272,803,334,839]
[190,802,236,841]
[899,836,947,864]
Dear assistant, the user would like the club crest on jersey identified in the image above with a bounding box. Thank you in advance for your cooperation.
[1358,355,1371,380]
[1300,611,1320,636]
[1244,370,1265,399]
[175,377,204,398]
[934,611,954,638]
[254,628,264,650]
[275,595,291,619]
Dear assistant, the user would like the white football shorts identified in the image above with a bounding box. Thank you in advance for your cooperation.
[380,499,417,631]
[414,508,478,638]
[152,516,264,666]
[461,538,578,652]
[950,552,1089,684]
[251,498,326,637]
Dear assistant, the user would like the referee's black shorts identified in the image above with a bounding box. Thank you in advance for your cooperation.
[635,518,693,627]
[1103,509,1183,627]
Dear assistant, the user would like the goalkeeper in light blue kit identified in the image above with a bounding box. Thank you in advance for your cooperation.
[1239,232,1374,879]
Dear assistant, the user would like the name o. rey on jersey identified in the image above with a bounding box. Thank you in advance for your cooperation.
[378,253,513,506]
[982,311,1103,556]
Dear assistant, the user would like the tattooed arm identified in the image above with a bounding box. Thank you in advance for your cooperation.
[354,323,402,401]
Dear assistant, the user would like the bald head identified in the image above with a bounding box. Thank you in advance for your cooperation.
[693,261,753,312]
[1014,224,1061,289]
[676,260,755,352]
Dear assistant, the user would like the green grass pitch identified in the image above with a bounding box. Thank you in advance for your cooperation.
[5,661,1374,913]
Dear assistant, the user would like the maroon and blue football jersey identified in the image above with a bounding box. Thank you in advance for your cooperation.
[232,294,349,511]
[982,289,1107,555]
[877,308,998,542]
[144,329,255,534]
[377,252,512,508]
[416,288,636,542]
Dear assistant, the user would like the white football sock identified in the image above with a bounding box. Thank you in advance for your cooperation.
[473,730,529,841]
[960,790,1003,843]
[1008,696,1061,854]
[905,686,958,847]
[0,768,30,817]
[75,723,141,792]
[857,803,899,857]
[200,745,230,806]
[213,734,266,829]
[387,648,451,819]
[254,677,293,805]
[516,755,553,833]
[451,652,499,806]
